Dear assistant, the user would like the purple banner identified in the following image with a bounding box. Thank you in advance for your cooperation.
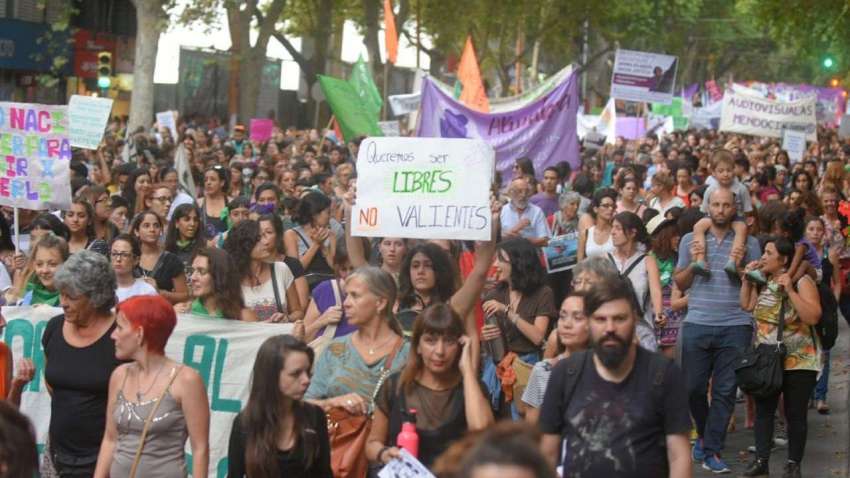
[417,72,580,184]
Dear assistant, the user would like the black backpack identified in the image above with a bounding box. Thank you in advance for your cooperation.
[815,280,838,350]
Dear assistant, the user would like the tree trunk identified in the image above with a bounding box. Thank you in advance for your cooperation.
[128,0,165,132]
[362,0,383,78]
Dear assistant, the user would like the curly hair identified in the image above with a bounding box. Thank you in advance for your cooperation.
[398,243,458,310]
[222,219,261,280]
[54,250,117,312]
[496,237,546,295]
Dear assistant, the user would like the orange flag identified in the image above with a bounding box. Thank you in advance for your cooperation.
[384,0,398,64]
[457,36,489,112]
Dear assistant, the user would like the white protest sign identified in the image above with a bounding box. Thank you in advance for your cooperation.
[838,115,850,139]
[3,306,292,477]
[378,120,401,136]
[782,128,807,163]
[352,137,494,241]
[378,449,436,478]
[0,102,72,210]
[388,92,421,116]
[610,49,678,104]
[68,95,113,149]
[156,110,178,139]
[719,90,817,142]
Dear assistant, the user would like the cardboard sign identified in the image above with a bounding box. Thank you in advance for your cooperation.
[782,128,807,163]
[155,110,178,139]
[0,102,72,209]
[610,49,679,104]
[4,306,293,476]
[68,95,113,149]
[249,118,274,142]
[719,90,817,141]
[351,137,494,241]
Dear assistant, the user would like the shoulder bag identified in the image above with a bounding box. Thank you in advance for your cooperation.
[735,295,786,398]
[129,366,181,478]
[326,339,402,478]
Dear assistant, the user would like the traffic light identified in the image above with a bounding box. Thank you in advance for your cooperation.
[97,51,112,89]
[823,56,836,69]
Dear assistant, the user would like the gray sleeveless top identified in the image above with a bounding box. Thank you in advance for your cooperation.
[110,367,188,478]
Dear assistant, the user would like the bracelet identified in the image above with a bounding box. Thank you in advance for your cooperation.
[378,446,391,463]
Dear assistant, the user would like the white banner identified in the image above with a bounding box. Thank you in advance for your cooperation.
[719,90,817,142]
[0,102,72,210]
[351,137,494,241]
[156,111,178,139]
[610,49,678,104]
[378,120,401,137]
[68,95,113,150]
[3,306,292,477]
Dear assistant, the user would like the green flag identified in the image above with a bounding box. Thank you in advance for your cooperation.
[348,55,383,118]
[319,75,383,142]
[453,80,462,99]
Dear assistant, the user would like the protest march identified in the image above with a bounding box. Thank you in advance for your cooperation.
[2,1,850,478]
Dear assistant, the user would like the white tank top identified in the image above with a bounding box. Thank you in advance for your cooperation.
[584,226,615,258]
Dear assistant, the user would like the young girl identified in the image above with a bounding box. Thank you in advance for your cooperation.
[747,208,819,285]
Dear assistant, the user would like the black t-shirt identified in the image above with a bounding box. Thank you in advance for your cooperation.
[42,314,122,458]
[228,403,332,478]
[539,348,691,478]
[138,251,185,291]
[283,255,306,279]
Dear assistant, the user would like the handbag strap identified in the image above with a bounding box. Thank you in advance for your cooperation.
[370,338,404,406]
[270,262,284,313]
[776,293,786,344]
[129,366,181,478]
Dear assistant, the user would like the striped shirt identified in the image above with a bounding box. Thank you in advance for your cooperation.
[677,231,760,327]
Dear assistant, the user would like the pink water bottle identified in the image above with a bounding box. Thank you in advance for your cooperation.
[396,409,419,458]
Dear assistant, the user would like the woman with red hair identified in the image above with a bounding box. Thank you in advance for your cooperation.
[93,295,210,478]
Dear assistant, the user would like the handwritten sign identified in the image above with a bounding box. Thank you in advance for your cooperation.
[378,449,435,478]
[156,110,178,139]
[4,306,293,478]
[352,137,494,241]
[249,118,274,142]
[68,95,113,149]
[0,102,72,210]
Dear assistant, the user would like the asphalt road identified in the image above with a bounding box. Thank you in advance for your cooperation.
[693,317,850,477]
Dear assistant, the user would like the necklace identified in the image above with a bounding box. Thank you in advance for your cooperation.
[359,333,396,355]
[136,362,165,402]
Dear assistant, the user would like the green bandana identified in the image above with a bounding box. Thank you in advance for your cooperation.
[25,278,60,306]
[190,298,224,318]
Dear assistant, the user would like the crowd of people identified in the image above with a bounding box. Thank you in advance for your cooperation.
[0,114,847,478]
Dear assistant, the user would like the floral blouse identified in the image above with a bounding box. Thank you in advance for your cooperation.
[753,279,821,372]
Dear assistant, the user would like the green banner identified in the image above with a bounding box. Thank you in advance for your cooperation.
[319,74,383,141]
[348,55,382,118]
[651,97,683,117]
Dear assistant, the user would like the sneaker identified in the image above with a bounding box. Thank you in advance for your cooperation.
[745,269,768,286]
[692,438,706,462]
[740,458,769,477]
[781,461,801,478]
[702,454,731,474]
[692,260,711,277]
[724,258,739,278]
[774,421,788,447]
[747,443,777,454]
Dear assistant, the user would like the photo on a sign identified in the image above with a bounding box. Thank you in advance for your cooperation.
[610,49,678,105]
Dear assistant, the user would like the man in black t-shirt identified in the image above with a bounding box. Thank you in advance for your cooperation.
[539,276,692,478]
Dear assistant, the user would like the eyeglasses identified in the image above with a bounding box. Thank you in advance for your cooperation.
[110,251,134,260]
[186,266,210,276]
[151,196,173,203]
[598,202,615,209]
[95,196,109,205]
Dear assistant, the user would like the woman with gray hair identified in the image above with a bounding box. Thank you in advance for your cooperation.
[306,266,409,415]
[41,250,121,477]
